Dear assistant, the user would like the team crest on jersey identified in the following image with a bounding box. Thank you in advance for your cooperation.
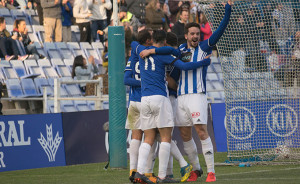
[192,112,200,118]
[181,52,192,62]
[126,61,131,67]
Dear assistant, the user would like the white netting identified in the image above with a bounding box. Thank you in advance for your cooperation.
[201,0,300,163]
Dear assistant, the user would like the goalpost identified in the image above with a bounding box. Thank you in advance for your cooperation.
[202,0,300,163]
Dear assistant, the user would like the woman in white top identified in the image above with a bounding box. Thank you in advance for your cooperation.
[73,0,92,42]
[72,55,99,92]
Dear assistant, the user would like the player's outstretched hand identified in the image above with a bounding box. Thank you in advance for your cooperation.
[140,49,153,59]
[205,54,212,59]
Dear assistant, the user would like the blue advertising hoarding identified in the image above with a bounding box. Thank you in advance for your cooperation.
[0,113,66,172]
[212,99,300,152]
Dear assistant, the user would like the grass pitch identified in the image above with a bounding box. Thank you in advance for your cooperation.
[1,152,300,184]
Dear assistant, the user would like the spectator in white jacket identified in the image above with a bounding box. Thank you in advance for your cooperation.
[73,0,92,42]
[88,0,112,42]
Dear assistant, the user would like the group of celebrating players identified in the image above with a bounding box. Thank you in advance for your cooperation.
[123,1,232,183]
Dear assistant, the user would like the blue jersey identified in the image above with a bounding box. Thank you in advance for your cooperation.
[167,65,180,97]
[124,44,142,102]
[138,46,177,97]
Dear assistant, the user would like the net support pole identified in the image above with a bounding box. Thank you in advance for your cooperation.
[108,25,127,168]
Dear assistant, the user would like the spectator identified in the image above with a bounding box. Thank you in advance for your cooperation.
[88,0,112,42]
[61,0,73,42]
[0,0,19,9]
[168,0,183,24]
[171,9,189,46]
[162,2,171,28]
[41,0,62,42]
[125,0,146,24]
[0,17,28,61]
[72,55,99,92]
[199,11,212,41]
[145,0,170,31]
[28,0,44,26]
[12,19,45,60]
[73,0,92,42]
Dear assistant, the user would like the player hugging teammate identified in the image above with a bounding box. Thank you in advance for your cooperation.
[124,1,232,183]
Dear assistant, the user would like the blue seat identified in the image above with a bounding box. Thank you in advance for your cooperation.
[55,65,71,77]
[34,78,54,96]
[2,67,18,79]
[62,105,79,112]
[42,66,59,78]
[65,84,82,96]
[6,79,24,97]
[21,78,41,97]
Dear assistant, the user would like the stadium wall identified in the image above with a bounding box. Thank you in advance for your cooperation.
[0,106,222,172]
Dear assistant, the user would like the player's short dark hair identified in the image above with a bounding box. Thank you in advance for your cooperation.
[0,17,5,24]
[166,32,178,47]
[137,29,152,45]
[184,22,200,34]
[153,30,166,44]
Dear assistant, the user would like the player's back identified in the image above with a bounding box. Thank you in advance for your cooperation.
[140,46,175,97]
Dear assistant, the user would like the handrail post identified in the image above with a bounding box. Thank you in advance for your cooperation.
[95,78,102,110]
[43,87,47,113]
[54,78,61,113]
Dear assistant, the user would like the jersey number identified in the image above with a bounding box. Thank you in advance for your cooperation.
[145,56,155,71]
[135,62,140,80]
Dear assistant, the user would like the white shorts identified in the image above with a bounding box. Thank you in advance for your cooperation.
[169,95,178,125]
[125,101,141,130]
[176,93,208,126]
[140,95,174,131]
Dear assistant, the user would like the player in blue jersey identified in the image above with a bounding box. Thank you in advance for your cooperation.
[134,30,211,184]
[139,1,233,182]
[124,29,153,183]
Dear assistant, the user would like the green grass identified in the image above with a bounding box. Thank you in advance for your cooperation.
[1,152,300,184]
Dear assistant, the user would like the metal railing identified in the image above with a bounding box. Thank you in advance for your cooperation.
[43,78,106,113]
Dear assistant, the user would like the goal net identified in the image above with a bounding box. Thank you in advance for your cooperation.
[201,0,300,163]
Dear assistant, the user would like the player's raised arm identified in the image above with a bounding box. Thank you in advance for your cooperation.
[139,46,181,58]
[172,57,211,71]
[202,1,232,50]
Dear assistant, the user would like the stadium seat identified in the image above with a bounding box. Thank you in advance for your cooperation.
[71,25,80,42]
[28,66,46,78]
[80,42,92,49]
[37,59,51,67]
[207,73,219,81]
[85,48,100,60]
[206,81,214,91]
[24,60,38,73]
[20,78,41,97]
[55,42,68,50]
[55,65,71,77]
[62,105,79,112]
[207,65,214,73]
[67,42,80,50]
[76,103,91,111]
[213,63,222,73]
[0,8,11,17]
[72,48,86,57]
[59,49,74,60]
[64,84,82,96]
[87,101,95,110]
[2,67,18,79]
[32,25,45,43]
[91,42,104,50]
[42,66,59,78]
[10,9,25,17]
[64,59,73,66]
[47,78,69,97]
[51,59,64,66]
[6,79,24,97]
[0,69,5,83]
[34,78,54,96]
[207,92,222,103]
[3,17,14,25]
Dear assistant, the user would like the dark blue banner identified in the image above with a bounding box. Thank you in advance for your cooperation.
[211,103,227,152]
[0,113,66,172]
[226,99,299,151]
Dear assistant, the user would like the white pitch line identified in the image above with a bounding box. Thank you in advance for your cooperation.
[217,166,300,177]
